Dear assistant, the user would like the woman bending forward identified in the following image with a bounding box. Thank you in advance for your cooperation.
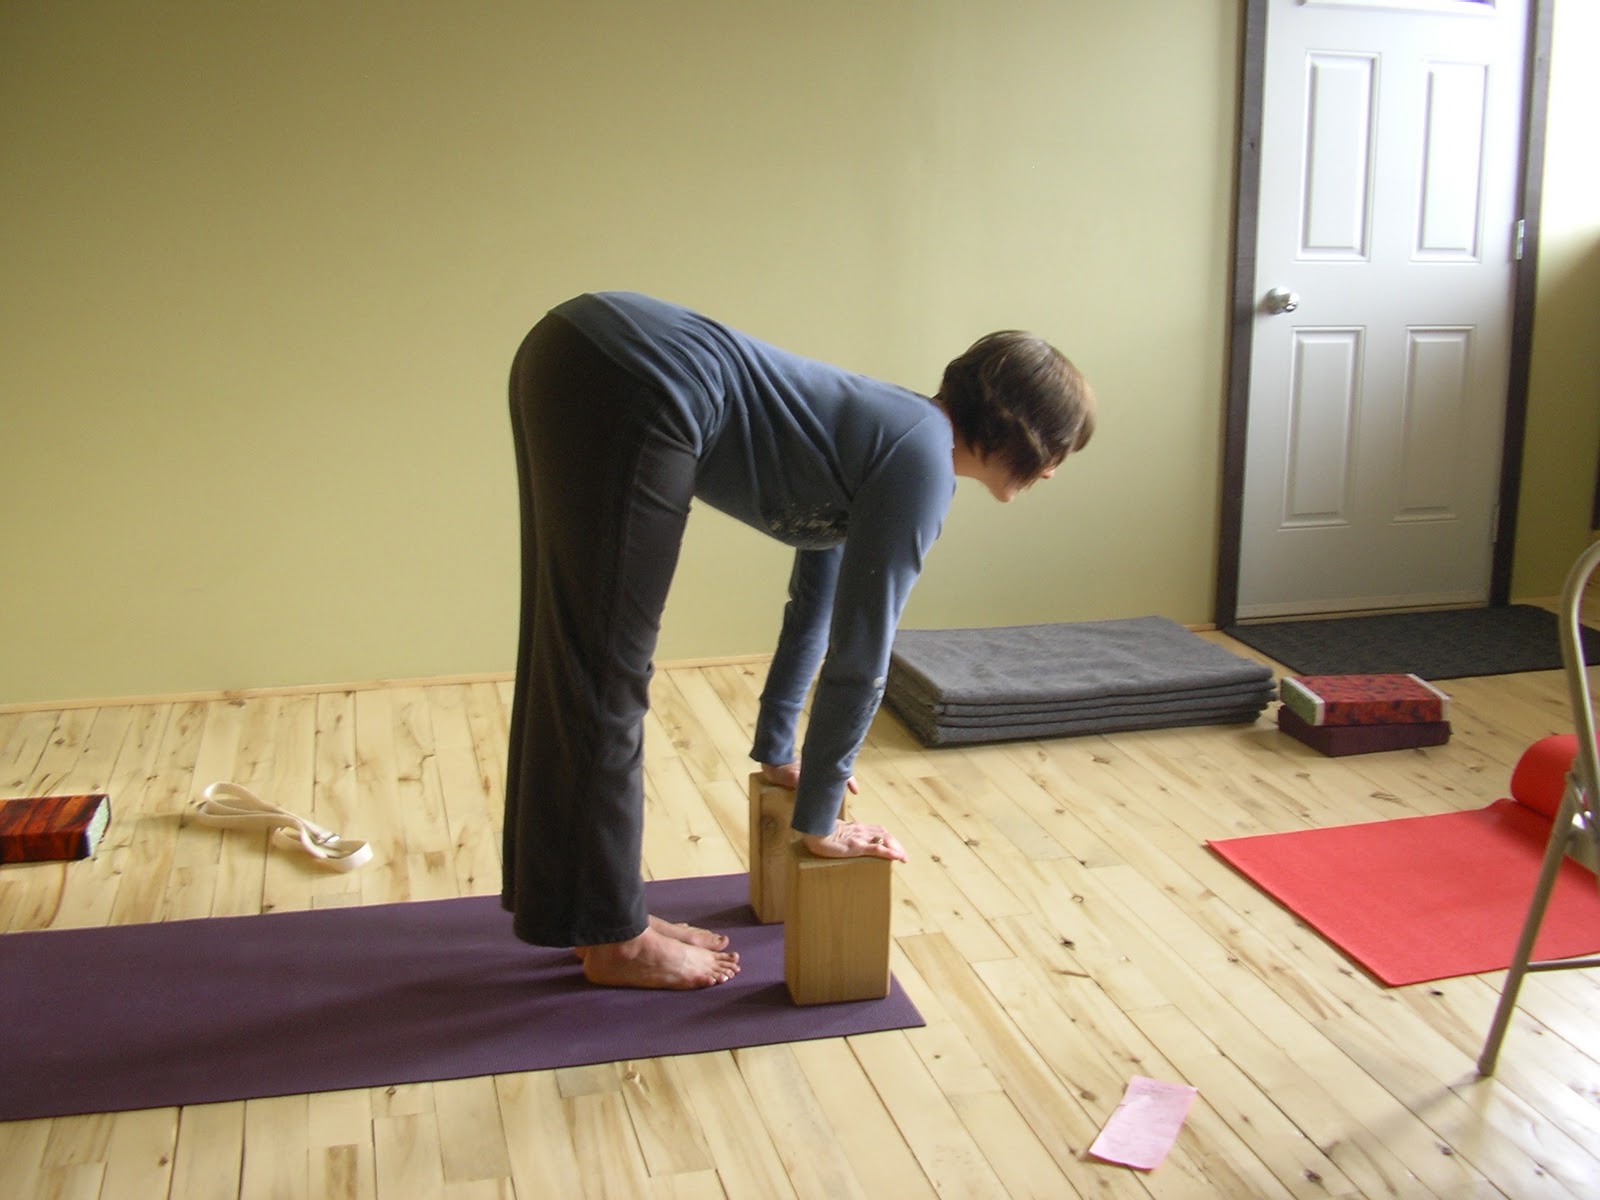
[502,292,1095,990]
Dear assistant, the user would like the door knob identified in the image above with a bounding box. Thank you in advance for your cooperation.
[1263,287,1300,314]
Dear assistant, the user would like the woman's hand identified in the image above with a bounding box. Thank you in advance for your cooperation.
[760,760,859,795]
[801,820,908,863]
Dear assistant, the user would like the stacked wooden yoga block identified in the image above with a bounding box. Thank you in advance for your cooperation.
[748,773,892,1005]
[1276,673,1452,756]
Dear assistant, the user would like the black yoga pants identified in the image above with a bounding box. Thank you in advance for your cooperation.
[500,312,696,947]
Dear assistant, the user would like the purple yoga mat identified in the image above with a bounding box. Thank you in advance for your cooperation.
[1,873,921,1122]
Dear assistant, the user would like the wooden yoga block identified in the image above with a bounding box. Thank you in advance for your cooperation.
[748,773,797,924]
[747,771,849,924]
[783,841,893,1005]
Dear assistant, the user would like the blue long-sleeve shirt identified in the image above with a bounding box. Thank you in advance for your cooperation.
[553,292,954,834]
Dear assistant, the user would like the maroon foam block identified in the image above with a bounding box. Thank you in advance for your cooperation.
[1278,704,1450,756]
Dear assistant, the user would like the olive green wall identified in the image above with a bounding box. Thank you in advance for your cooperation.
[1,1,1595,706]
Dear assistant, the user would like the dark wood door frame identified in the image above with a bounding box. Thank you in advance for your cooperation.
[1214,0,1556,626]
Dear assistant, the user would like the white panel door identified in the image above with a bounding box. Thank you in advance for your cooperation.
[1237,0,1528,618]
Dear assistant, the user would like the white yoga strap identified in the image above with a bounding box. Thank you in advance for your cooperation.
[192,782,373,872]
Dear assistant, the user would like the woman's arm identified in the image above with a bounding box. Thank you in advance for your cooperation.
[750,547,842,769]
[789,421,954,835]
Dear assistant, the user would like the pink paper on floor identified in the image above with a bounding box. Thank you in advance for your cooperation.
[1089,1076,1198,1170]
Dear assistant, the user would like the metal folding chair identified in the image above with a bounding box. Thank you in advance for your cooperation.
[1478,540,1600,1075]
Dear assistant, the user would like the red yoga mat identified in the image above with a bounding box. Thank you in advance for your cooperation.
[1207,737,1600,987]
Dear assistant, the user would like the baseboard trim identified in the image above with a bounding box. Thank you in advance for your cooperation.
[0,654,774,715]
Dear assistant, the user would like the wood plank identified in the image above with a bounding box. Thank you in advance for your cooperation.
[461,682,509,848]
[371,1081,435,1120]
[847,1031,1014,1197]
[945,1091,1079,1199]
[566,1090,653,1199]
[860,763,1015,960]
[675,1052,798,1199]
[896,932,1148,1197]
[117,701,209,926]
[891,954,1007,1100]
[240,1094,310,1199]
[788,1037,939,1200]
[494,1072,585,1198]
[442,1180,515,1200]
[307,1090,374,1151]
[1078,858,1496,1198]
[1,709,60,791]
[354,688,411,904]
[697,662,766,744]
[40,1109,114,1172]
[169,1103,246,1200]
[96,703,173,898]
[96,1107,180,1200]
[311,1142,375,1200]
[433,1076,512,1185]
[28,705,136,931]
[177,700,247,878]
[29,1163,105,1199]
[389,685,455,900]
[732,1043,869,1199]
[618,1058,715,1178]
[373,1111,446,1200]
[644,1169,728,1199]
[666,668,763,783]
[1121,1005,1356,1200]
[261,692,330,915]
[19,708,98,797]
[0,1119,51,1200]
[1316,995,1598,1200]
[971,950,1295,1200]
[648,673,744,791]
[426,684,503,897]
[640,753,745,883]
[208,697,280,919]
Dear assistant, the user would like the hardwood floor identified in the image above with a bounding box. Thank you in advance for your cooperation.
[2,634,1598,1199]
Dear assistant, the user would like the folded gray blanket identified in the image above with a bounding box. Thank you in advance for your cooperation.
[883,679,1274,728]
[885,675,1273,720]
[884,699,1269,747]
[883,616,1275,747]
[890,616,1272,703]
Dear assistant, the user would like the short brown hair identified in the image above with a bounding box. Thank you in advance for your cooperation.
[937,331,1095,481]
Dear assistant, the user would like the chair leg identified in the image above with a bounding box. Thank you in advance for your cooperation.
[1477,784,1580,1076]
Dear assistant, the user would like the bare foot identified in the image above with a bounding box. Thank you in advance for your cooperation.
[574,915,727,962]
[760,760,860,795]
[649,913,729,950]
[580,927,740,990]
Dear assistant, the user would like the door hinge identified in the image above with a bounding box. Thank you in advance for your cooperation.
[1514,219,1526,261]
